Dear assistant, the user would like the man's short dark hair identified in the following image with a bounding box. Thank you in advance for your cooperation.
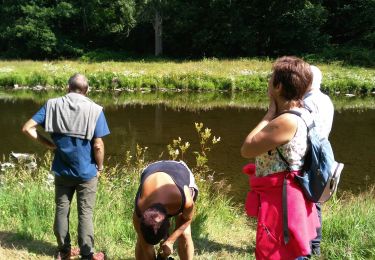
[140,203,170,245]
[68,73,89,94]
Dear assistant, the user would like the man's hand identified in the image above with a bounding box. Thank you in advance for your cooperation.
[159,240,173,258]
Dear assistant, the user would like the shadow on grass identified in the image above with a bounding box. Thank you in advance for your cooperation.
[192,211,255,255]
[194,236,254,255]
[0,231,55,257]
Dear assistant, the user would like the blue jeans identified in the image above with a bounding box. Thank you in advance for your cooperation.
[311,203,322,255]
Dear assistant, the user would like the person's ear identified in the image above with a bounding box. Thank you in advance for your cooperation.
[274,83,283,94]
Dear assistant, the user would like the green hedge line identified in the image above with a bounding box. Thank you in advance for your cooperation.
[0,60,373,94]
[0,72,270,92]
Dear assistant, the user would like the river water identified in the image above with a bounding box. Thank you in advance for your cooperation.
[1,97,374,202]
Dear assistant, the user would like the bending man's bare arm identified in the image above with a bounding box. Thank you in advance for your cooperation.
[161,186,194,257]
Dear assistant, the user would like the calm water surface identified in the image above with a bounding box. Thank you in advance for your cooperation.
[1,98,374,202]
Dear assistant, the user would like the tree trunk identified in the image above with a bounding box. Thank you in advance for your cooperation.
[153,10,162,56]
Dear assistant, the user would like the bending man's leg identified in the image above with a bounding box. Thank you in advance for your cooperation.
[176,216,194,260]
[54,176,75,252]
[77,176,98,258]
[135,237,156,260]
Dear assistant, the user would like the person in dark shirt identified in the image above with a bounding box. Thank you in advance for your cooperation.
[133,160,198,260]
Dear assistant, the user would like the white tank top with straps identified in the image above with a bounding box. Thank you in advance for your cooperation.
[255,108,310,177]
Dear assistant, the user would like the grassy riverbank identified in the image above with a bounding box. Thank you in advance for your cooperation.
[1,119,375,259]
[0,155,374,259]
[0,59,374,94]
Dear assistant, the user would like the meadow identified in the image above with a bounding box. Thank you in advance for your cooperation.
[0,124,374,259]
[0,59,374,94]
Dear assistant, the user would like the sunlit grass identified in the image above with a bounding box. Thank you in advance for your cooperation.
[0,59,374,94]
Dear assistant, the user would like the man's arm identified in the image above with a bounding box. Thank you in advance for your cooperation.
[22,119,56,149]
[93,137,104,172]
[161,186,194,257]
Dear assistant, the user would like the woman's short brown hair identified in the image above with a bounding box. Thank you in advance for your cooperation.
[271,56,312,102]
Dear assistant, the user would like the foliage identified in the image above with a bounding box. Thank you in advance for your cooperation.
[323,0,375,49]
[0,1,374,63]
[0,59,373,95]
[0,0,137,59]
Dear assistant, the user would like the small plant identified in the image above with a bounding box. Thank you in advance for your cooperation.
[166,137,190,161]
[193,122,221,176]
[135,144,148,171]
[164,122,221,177]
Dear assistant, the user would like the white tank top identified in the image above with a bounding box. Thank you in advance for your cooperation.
[255,109,310,177]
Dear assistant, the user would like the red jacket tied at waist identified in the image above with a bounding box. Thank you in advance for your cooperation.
[243,163,320,260]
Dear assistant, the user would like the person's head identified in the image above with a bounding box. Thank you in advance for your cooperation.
[68,73,89,95]
[310,65,322,91]
[140,203,170,245]
[269,56,312,105]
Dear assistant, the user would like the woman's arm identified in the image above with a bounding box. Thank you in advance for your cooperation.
[241,112,298,159]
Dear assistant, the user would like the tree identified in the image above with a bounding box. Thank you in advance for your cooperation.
[323,0,375,48]
[137,0,168,56]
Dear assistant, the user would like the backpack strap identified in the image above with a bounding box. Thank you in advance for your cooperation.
[282,176,289,244]
[276,147,290,244]
[278,109,315,131]
[276,148,291,172]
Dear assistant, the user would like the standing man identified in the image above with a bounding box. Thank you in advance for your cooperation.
[304,65,334,256]
[22,74,110,260]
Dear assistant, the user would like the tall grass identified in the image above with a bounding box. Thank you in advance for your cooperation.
[0,124,254,259]
[322,188,375,259]
[0,59,374,94]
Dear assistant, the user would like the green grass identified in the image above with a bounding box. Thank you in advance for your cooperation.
[0,59,374,94]
[0,151,374,259]
[322,187,375,259]
[0,153,254,259]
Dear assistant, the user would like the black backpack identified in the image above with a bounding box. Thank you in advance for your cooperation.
[277,110,344,203]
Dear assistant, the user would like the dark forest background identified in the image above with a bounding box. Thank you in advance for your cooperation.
[0,0,374,66]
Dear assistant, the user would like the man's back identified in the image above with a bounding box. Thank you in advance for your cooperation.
[304,65,334,138]
[304,90,334,138]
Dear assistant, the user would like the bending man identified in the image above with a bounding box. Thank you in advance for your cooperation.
[133,160,198,260]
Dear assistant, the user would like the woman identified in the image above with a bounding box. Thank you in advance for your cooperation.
[133,160,198,260]
[241,56,320,260]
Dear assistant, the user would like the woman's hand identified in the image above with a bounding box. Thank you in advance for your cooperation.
[265,98,277,120]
